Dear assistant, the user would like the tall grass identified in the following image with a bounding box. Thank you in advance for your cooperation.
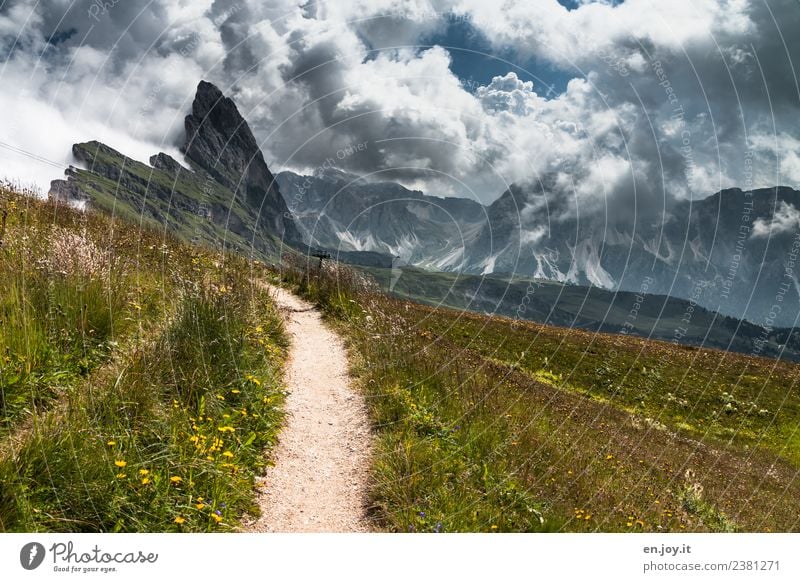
[278,259,800,533]
[279,260,557,532]
[0,187,287,532]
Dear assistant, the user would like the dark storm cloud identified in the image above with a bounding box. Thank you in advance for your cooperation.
[0,0,798,207]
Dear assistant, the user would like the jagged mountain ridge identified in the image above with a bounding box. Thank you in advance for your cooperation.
[280,169,800,327]
[181,80,301,244]
[463,185,800,327]
[49,81,302,259]
[275,169,485,269]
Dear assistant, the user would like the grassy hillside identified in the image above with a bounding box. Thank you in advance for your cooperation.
[360,265,800,361]
[280,260,800,532]
[0,185,287,532]
[53,141,289,260]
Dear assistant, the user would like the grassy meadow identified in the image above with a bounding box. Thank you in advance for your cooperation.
[0,185,287,532]
[3,180,799,534]
[278,257,800,533]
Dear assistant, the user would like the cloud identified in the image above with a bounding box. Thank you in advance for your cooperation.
[0,0,798,219]
[752,200,800,238]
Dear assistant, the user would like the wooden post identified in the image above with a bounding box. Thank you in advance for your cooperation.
[310,251,331,284]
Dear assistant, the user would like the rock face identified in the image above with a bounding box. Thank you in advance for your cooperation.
[282,167,800,326]
[276,168,486,269]
[48,81,310,260]
[181,81,301,244]
[459,185,800,327]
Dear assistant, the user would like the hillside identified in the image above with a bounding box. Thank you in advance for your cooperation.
[360,266,800,361]
[0,184,287,532]
[49,81,301,262]
[283,263,800,532]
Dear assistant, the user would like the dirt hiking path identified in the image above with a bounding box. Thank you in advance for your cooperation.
[247,285,372,532]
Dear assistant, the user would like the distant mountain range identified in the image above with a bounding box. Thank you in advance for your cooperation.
[279,168,800,328]
[275,168,485,270]
[47,79,800,357]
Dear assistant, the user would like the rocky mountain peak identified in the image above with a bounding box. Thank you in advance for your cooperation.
[181,80,301,243]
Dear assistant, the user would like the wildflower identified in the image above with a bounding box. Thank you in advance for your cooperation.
[139,469,149,476]
[116,473,127,479]
[490,525,498,530]
[218,426,235,433]
[114,460,127,468]
[141,478,151,485]
[107,440,116,447]
[605,454,614,460]
[211,514,223,524]
[170,476,183,484]
[222,451,234,458]
[231,389,241,395]
[196,503,206,510]
[174,516,185,525]
[627,522,634,527]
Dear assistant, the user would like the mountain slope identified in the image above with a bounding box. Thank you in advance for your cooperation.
[360,266,800,361]
[460,185,800,327]
[182,80,301,244]
[276,169,485,269]
[49,81,299,261]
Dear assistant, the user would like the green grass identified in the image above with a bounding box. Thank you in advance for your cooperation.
[279,260,800,533]
[0,186,287,532]
[358,265,798,361]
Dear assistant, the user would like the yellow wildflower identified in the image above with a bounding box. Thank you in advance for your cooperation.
[174,516,185,525]
[141,477,151,485]
[170,476,182,484]
[114,460,127,468]
[222,451,234,458]
[107,440,116,447]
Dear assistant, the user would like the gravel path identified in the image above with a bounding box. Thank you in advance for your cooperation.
[247,285,372,532]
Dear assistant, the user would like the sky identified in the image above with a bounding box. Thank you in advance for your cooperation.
[0,0,799,218]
